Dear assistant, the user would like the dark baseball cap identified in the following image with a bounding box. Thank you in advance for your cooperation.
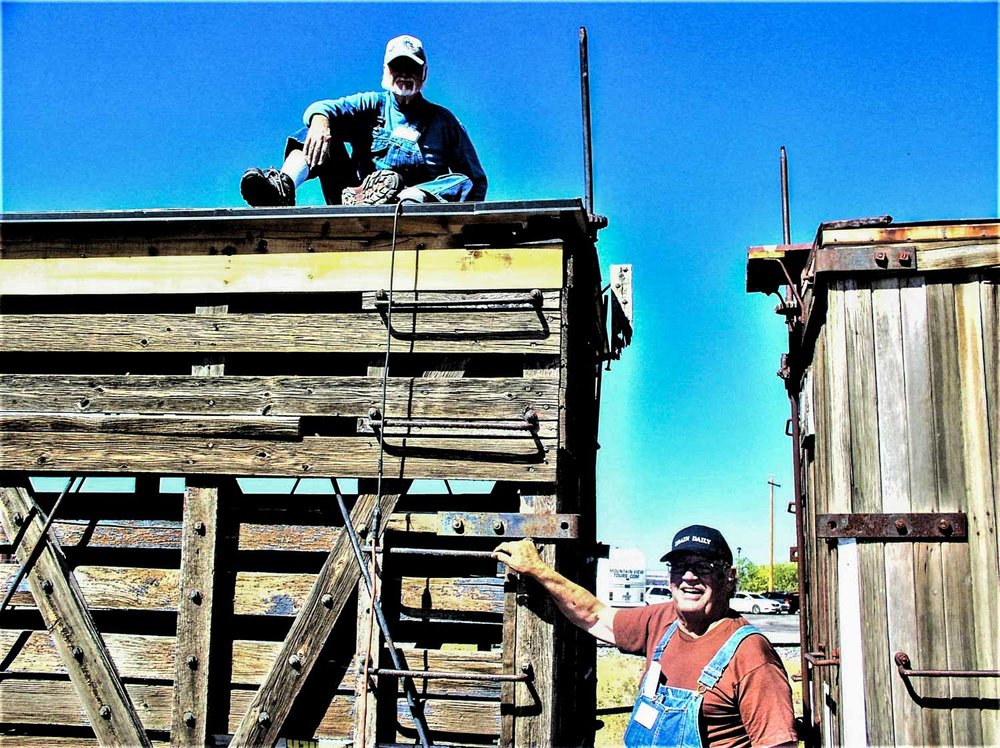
[660,525,733,565]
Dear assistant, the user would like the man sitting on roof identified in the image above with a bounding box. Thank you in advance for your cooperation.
[241,34,488,207]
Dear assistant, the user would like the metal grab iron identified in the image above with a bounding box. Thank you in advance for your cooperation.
[365,407,540,434]
[894,651,1000,680]
[374,288,544,310]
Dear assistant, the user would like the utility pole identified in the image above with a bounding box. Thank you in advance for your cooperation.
[767,476,781,591]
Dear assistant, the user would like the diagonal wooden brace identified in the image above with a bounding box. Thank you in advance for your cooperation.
[229,488,405,746]
[0,486,151,747]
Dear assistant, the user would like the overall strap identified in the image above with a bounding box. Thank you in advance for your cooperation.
[652,620,681,663]
[697,625,761,690]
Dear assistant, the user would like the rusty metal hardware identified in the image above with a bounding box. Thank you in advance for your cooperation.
[1,477,81,615]
[817,512,967,540]
[439,512,578,539]
[367,666,532,683]
[813,246,919,275]
[894,651,1000,680]
[374,288,543,310]
[364,407,539,435]
[335,493,431,748]
[804,651,840,667]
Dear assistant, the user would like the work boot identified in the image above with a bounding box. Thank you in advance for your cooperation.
[341,170,403,206]
[240,167,296,207]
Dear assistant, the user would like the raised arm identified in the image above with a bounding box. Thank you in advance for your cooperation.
[494,538,617,644]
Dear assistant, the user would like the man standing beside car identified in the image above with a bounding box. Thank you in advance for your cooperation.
[494,525,797,747]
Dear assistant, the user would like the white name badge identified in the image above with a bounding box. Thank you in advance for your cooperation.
[634,701,659,729]
[391,125,421,142]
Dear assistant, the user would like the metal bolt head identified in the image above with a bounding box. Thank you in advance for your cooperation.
[184,711,196,727]
[188,589,202,604]
[938,519,952,534]
[258,711,271,726]
[41,579,54,594]
[894,518,907,533]
[288,654,302,670]
[321,593,334,608]
[186,655,198,669]
[492,519,505,534]
[99,705,112,720]
[71,646,84,661]
[194,521,206,535]
[451,518,464,532]
[520,659,532,675]
[12,512,24,526]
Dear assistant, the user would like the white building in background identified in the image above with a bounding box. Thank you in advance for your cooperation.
[596,547,647,607]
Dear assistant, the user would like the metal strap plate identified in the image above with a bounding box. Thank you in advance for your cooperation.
[439,512,578,539]
[816,512,966,540]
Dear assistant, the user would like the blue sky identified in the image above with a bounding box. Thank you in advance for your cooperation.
[2,1,997,567]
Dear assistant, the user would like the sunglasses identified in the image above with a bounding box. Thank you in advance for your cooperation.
[667,559,726,577]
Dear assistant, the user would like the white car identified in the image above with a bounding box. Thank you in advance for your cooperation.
[730,591,781,615]
[645,585,673,605]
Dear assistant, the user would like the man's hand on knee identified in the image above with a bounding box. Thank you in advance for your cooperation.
[303,115,333,169]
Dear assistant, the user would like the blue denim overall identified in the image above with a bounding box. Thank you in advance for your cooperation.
[288,93,475,204]
[623,621,762,747]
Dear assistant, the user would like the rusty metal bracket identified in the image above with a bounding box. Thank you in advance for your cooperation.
[804,651,840,668]
[439,512,578,539]
[895,651,1000,680]
[608,264,633,360]
[813,246,918,275]
[817,513,966,540]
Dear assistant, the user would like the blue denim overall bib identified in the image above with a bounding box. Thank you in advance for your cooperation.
[623,621,762,747]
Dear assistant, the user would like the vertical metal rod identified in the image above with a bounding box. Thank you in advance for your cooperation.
[334,492,432,748]
[780,146,791,245]
[1,476,81,615]
[580,26,594,215]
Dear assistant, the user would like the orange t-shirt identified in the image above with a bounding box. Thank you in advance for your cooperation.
[613,602,796,748]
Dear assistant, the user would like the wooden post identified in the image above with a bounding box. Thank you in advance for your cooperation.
[0,486,151,747]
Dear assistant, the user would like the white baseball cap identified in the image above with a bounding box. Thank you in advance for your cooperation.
[385,35,426,66]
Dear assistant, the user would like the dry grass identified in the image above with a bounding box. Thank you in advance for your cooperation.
[595,647,803,746]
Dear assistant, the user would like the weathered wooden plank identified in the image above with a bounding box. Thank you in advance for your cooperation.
[191,304,228,376]
[842,278,894,747]
[0,246,564,296]
[0,432,556,481]
[982,278,1000,539]
[917,241,1000,271]
[170,482,224,745]
[0,680,172,730]
[926,280,983,744]
[500,569,518,748]
[0,487,151,747]
[228,490,403,747]
[954,278,1000,745]
[0,413,300,439]
[399,576,504,618]
[821,222,999,246]
[900,277,952,744]
[0,309,560,355]
[0,374,559,420]
[871,278,924,746]
[395,698,500,738]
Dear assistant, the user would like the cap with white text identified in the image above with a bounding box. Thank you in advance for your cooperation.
[660,524,733,565]
[385,35,426,66]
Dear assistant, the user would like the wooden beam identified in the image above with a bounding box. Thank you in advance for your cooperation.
[0,310,560,355]
[170,480,227,745]
[0,413,300,439]
[0,246,564,296]
[228,489,405,746]
[0,432,556,481]
[0,374,559,420]
[0,486,151,747]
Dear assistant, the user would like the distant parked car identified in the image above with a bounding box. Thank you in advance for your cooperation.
[762,591,799,614]
[730,591,782,615]
[645,585,672,605]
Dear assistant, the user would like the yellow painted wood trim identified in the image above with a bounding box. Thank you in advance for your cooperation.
[0,246,564,296]
[822,222,999,246]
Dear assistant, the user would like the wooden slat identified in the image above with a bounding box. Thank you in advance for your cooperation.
[0,413,300,439]
[0,432,556,481]
[843,279,894,746]
[0,680,171,730]
[901,277,952,744]
[982,279,1000,541]
[395,698,500,738]
[926,280,983,744]
[228,490,403,746]
[0,310,560,355]
[0,246,564,296]
[821,222,999,246]
[170,482,224,745]
[955,278,999,745]
[918,241,1000,271]
[0,375,559,420]
[399,576,504,618]
[0,487,151,747]
[871,278,924,746]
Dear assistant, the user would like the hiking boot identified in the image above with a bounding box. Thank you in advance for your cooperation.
[341,170,404,206]
[240,167,296,207]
